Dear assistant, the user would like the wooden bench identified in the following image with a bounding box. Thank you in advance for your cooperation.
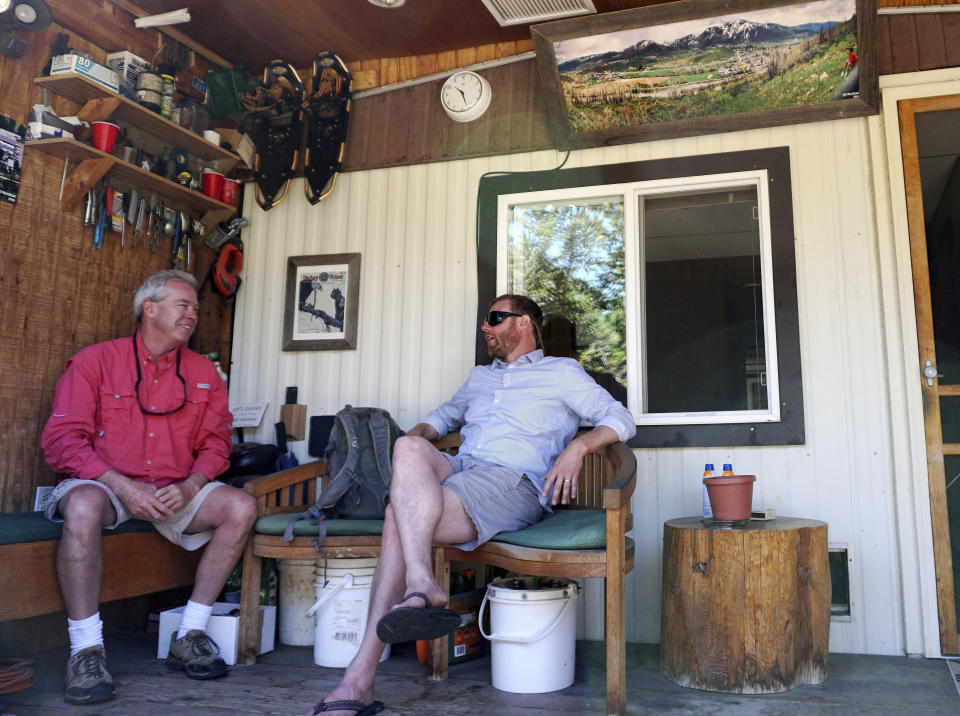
[0,512,202,623]
[237,432,637,716]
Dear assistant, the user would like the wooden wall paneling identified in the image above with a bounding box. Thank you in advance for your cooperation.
[888,15,921,74]
[443,105,471,159]
[915,13,948,70]
[943,14,960,67]
[878,16,895,76]
[528,61,553,150]
[383,89,410,167]
[344,90,373,170]
[489,62,514,157]
[509,59,537,153]
[405,83,431,166]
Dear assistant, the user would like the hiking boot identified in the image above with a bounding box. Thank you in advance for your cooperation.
[64,644,115,705]
[166,630,228,680]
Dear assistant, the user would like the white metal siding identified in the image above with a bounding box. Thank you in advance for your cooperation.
[231,116,909,655]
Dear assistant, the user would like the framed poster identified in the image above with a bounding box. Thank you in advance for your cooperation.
[532,0,877,148]
[282,253,360,351]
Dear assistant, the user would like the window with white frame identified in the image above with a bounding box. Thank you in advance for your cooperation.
[476,148,803,447]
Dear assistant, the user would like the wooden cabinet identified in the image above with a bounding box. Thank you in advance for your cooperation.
[27,73,240,227]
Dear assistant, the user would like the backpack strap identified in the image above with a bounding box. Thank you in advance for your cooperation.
[368,409,394,488]
[282,502,321,542]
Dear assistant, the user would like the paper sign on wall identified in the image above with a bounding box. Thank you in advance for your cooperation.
[230,403,268,428]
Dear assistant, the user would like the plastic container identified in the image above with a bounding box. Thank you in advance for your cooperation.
[157,63,176,119]
[701,463,714,519]
[480,576,579,694]
[91,121,119,154]
[704,474,756,521]
[306,558,389,667]
[722,463,734,476]
[201,169,224,200]
[277,559,317,646]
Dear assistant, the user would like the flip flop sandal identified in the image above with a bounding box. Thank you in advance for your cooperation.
[375,591,461,644]
[302,52,352,204]
[240,59,305,211]
[312,699,384,716]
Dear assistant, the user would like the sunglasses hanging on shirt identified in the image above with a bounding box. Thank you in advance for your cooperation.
[132,336,187,415]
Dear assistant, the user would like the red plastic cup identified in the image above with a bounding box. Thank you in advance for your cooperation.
[221,178,239,206]
[201,170,225,201]
[91,121,119,154]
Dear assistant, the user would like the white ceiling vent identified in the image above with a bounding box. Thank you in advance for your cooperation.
[480,0,597,27]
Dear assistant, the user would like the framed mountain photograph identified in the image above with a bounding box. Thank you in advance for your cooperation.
[531,0,877,148]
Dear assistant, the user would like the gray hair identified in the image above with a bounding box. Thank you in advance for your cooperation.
[133,270,198,319]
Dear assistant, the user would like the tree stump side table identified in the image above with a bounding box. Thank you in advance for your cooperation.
[660,516,830,693]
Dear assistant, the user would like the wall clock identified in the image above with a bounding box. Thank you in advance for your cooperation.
[440,70,492,122]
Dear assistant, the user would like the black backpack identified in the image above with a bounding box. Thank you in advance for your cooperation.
[282,405,404,548]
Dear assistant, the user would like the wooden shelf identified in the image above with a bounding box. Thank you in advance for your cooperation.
[34,74,238,166]
[26,138,236,226]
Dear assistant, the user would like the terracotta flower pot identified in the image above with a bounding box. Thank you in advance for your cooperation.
[703,475,756,521]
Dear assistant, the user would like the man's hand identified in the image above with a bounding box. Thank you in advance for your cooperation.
[541,441,586,506]
[98,470,173,521]
[154,473,206,517]
[541,426,620,506]
[405,422,439,441]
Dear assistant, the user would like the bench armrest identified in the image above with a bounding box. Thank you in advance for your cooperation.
[602,441,637,510]
[242,460,328,499]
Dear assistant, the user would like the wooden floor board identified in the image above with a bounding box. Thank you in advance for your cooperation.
[1,634,957,714]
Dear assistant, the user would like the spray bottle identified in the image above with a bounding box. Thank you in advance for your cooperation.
[702,463,715,519]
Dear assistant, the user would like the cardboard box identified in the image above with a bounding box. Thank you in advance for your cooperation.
[106,51,152,87]
[216,128,255,169]
[448,587,485,665]
[156,602,276,665]
[27,122,75,140]
[51,55,120,93]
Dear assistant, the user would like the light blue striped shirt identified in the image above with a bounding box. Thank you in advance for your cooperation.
[423,350,635,504]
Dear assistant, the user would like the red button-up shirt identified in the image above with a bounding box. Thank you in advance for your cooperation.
[41,334,232,487]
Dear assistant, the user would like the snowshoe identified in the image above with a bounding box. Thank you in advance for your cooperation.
[240,60,305,211]
[302,52,351,204]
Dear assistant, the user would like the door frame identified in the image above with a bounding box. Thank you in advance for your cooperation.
[876,68,960,658]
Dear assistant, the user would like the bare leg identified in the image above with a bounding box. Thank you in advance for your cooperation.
[56,486,117,620]
[308,437,476,716]
[181,486,258,605]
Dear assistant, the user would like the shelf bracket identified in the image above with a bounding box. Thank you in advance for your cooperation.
[77,97,123,123]
[61,157,115,210]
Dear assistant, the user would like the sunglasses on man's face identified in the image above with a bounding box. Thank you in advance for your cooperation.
[484,310,523,327]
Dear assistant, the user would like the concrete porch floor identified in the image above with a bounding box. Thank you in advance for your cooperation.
[2,634,958,715]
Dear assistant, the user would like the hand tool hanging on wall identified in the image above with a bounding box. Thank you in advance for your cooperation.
[302,52,351,204]
[151,200,164,253]
[133,196,146,247]
[240,59,304,211]
[93,186,107,249]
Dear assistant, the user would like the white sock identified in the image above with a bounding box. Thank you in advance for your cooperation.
[177,600,213,639]
[67,613,103,656]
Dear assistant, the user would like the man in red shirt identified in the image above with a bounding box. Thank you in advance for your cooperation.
[41,270,257,705]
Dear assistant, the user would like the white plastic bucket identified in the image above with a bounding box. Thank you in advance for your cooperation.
[277,559,319,646]
[307,557,389,667]
[480,576,580,693]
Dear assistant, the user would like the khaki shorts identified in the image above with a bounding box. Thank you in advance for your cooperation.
[440,454,545,551]
[45,478,224,551]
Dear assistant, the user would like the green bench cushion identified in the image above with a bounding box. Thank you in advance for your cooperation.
[255,514,385,537]
[0,511,157,546]
[491,508,608,550]
[256,508,616,551]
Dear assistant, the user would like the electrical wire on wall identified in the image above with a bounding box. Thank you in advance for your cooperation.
[474,149,572,256]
